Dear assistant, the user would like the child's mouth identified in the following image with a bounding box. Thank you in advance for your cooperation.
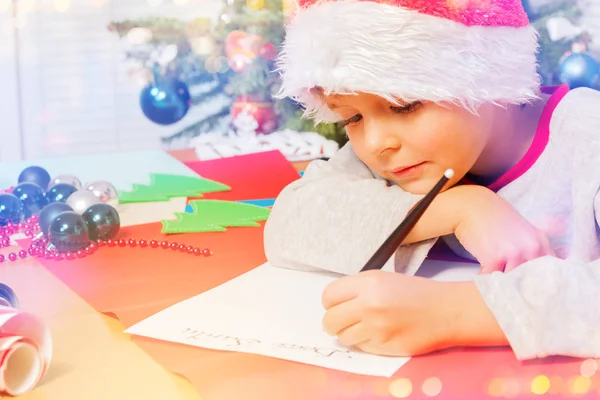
[390,162,428,180]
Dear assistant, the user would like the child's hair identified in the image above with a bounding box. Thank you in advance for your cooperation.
[275,0,541,122]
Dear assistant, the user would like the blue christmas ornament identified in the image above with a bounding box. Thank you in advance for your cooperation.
[12,182,48,219]
[559,53,600,89]
[140,78,190,125]
[39,202,73,237]
[18,166,51,190]
[46,183,77,203]
[82,203,120,241]
[0,194,23,226]
[48,211,90,253]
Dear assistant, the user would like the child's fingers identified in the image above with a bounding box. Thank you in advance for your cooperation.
[322,298,361,336]
[336,322,369,347]
[321,274,361,309]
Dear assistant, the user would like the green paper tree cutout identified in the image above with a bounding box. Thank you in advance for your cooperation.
[161,200,271,233]
[118,174,231,203]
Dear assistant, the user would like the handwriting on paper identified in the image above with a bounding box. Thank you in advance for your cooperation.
[182,328,353,358]
[182,328,261,347]
[126,264,423,376]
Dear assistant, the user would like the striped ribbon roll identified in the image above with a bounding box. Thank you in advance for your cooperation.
[0,305,51,396]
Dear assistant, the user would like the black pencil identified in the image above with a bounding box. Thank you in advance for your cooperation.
[360,169,455,272]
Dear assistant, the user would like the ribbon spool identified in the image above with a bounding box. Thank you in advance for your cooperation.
[0,336,42,396]
[0,305,52,396]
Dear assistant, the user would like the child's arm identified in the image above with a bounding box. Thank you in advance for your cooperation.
[264,142,510,275]
[266,141,554,275]
[464,191,600,358]
[320,257,600,359]
[468,256,600,359]
[265,142,444,274]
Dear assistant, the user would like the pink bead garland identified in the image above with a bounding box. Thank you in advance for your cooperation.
[0,213,212,263]
[0,216,40,263]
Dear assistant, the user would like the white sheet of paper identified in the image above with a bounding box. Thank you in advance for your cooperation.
[115,197,187,227]
[126,260,479,377]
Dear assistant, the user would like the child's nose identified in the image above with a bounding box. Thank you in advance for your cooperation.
[363,122,402,155]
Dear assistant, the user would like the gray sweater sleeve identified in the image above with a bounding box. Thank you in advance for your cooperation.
[264,142,436,275]
[474,183,600,360]
[474,256,600,360]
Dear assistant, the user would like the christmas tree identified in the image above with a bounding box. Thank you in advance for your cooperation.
[118,174,231,203]
[161,200,271,233]
[108,17,236,146]
[166,0,347,147]
[523,0,596,86]
[108,2,348,149]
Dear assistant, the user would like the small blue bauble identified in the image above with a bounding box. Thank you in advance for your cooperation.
[139,78,191,125]
[18,166,51,190]
[39,202,74,237]
[12,182,48,219]
[48,211,90,253]
[559,53,600,89]
[46,183,77,203]
[82,203,120,241]
[0,194,23,226]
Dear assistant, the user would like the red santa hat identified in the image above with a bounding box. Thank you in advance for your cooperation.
[276,0,541,123]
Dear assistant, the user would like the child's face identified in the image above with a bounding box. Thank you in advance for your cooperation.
[325,92,494,194]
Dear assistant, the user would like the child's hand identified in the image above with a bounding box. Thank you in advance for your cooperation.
[321,270,455,357]
[321,271,509,357]
[454,189,555,274]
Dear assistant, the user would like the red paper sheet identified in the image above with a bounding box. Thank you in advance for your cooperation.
[184,151,301,201]
[17,222,267,328]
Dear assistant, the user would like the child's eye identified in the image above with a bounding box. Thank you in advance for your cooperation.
[390,101,422,114]
[337,114,363,128]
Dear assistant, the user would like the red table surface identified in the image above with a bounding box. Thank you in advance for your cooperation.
[18,151,598,399]
[19,222,598,400]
